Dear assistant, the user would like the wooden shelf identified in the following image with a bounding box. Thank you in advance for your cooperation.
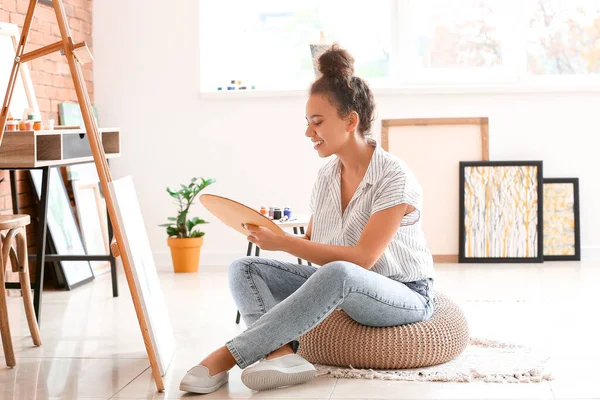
[0,128,120,168]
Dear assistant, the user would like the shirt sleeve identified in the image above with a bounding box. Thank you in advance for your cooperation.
[371,168,422,226]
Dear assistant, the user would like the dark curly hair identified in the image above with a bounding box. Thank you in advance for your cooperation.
[310,43,376,137]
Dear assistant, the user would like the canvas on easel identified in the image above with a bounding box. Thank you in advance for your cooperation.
[0,22,39,120]
[109,176,176,375]
[0,0,173,390]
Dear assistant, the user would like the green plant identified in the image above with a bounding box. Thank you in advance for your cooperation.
[160,177,216,238]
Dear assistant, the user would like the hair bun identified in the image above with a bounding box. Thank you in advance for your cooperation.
[317,43,355,79]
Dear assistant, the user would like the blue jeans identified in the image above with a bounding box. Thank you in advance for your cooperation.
[225,257,434,369]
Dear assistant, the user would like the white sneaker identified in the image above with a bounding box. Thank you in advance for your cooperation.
[241,354,317,391]
[179,364,229,394]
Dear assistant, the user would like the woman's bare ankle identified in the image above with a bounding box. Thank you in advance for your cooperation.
[200,346,237,375]
[265,343,294,360]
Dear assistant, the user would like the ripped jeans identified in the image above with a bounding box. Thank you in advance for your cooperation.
[225,257,434,369]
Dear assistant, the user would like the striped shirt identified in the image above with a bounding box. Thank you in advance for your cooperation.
[310,139,435,282]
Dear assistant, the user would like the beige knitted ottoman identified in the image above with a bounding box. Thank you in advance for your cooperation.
[298,292,469,369]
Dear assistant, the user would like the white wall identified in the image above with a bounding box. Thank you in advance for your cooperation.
[93,0,600,267]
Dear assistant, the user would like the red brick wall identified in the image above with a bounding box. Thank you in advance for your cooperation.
[0,0,94,284]
[1,0,94,122]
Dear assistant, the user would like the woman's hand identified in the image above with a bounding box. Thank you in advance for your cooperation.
[244,224,288,251]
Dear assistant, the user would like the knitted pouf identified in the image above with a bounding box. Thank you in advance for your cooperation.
[298,292,469,369]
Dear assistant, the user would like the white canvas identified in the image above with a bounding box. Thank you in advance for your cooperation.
[67,164,101,183]
[30,168,95,288]
[0,22,38,119]
[73,181,111,276]
[108,176,176,376]
[387,124,484,258]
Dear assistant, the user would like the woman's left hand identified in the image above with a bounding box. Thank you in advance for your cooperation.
[244,224,287,251]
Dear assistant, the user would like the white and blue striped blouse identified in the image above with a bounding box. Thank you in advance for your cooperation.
[310,139,435,282]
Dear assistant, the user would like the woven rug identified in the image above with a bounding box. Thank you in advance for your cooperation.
[314,337,553,383]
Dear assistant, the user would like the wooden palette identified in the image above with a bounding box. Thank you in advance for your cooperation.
[200,194,285,237]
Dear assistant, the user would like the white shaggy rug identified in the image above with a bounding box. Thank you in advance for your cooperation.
[315,338,553,384]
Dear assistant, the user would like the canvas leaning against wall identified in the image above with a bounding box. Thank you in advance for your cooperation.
[459,161,544,263]
[30,168,95,288]
[543,178,581,261]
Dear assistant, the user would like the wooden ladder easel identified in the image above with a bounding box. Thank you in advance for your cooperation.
[0,0,165,391]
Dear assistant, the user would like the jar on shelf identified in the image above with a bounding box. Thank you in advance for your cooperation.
[5,120,19,131]
[20,120,34,130]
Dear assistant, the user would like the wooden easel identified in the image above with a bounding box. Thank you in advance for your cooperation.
[0,0,165,391]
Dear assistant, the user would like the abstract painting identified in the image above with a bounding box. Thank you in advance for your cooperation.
[459,161,543,263]
[543,178,580,261]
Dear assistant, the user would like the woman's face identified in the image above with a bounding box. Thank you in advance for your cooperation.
[305,94,352,158]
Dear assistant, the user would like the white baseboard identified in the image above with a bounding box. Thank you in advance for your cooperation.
[582,246,600,260]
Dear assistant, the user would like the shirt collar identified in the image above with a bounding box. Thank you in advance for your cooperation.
[363,138,382,185]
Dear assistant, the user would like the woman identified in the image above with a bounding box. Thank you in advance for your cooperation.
[180,44,435,394]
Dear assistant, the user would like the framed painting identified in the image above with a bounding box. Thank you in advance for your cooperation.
[459,161,543,263]
[543,178,580,261]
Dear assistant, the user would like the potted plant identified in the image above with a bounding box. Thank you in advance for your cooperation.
[161,176,215,273]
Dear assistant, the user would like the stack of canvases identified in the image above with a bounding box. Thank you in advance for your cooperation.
[381,117,580,264]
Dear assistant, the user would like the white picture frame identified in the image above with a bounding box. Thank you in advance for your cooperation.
[30,168,95,289]
[0,22,39,120]
[109,176,176,376]
[73,181,111,276]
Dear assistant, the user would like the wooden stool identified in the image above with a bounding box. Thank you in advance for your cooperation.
[0,215,42,368]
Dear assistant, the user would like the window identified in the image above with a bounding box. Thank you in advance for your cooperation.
[414,1,503,69]
[397,0,516,84]
[199,0,392,92]
[199,0,600,92]
[526,0,600,75]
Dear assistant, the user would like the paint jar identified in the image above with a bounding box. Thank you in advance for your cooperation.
[273,208,282,220]
[284,207,292,219]
[5,120,19,131]
[268,206,275,219]
[259,206,268,216]
[33,121,43,130]
[19,120,34,130]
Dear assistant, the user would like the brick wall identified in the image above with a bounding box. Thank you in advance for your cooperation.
[1,0,94,121]
[1,0,94,284]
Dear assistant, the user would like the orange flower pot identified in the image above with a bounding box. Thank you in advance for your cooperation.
[167,237,204,273]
